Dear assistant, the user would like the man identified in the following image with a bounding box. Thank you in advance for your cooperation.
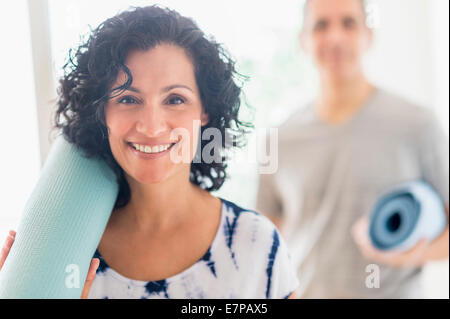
[256,0,449,298]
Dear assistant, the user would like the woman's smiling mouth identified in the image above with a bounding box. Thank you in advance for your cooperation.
[126,141,178,159]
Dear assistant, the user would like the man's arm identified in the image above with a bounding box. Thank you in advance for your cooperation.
[256,172,285,231]
[423,205,449,261]
[414,110,449,261]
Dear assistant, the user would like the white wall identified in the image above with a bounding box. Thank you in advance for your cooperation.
[365,0,434,108]
[364,0,448,138]
[429,0,449,138]
[0,1,41,245]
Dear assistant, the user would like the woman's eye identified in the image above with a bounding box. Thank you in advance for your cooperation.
[118,96,138,104]
[167,96,185,105]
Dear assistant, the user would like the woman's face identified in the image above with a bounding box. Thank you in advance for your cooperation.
[105,44,208,185]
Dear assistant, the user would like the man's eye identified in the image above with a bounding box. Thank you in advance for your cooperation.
[314,20,328,31]
[118,96,138,104]
[167,96,185,105]
[343,18,356,29]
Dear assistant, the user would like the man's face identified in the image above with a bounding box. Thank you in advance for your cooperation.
[301,0,372,80]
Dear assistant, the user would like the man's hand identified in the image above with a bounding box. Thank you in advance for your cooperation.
[351,217,431,268]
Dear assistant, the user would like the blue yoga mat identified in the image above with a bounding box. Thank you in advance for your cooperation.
[0,135,119,298]
[369,180,447,251]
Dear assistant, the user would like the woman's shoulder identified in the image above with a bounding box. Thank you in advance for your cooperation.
[218,198,299,298]
[219,197,283,245]
[221,197,277,223]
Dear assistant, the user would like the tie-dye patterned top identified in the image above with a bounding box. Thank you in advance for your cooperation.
[88,198,299,299]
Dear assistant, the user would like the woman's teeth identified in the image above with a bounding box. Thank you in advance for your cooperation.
[131,143,173,154]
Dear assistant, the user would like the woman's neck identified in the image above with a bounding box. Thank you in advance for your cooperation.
[112,169,210,236]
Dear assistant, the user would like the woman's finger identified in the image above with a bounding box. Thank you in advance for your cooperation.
[80,258,100,299]
[0,232,16,271]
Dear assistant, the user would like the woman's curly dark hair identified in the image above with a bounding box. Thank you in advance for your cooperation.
[52,5,253,209]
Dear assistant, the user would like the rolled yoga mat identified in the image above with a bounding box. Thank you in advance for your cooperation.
[369,180,447,252]
[0,135,119,298]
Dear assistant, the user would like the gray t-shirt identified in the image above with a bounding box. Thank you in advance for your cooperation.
[256,88,449,298]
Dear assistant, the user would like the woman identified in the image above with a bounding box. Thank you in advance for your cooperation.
[1,5,298,299]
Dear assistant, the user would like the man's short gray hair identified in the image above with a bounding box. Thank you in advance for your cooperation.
[302,0,368,27]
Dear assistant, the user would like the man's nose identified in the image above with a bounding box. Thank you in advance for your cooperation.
[326,25,346,45]
[135,104,169,137]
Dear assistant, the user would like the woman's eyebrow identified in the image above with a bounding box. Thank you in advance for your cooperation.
[121,86,141,94]
[122,84,193,94]
[162,84,193,93]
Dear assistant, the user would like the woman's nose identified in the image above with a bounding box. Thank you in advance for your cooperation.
[135,105,169,137]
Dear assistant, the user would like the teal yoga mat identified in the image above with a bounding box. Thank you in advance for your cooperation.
[369,180,447,252]
[0,135,119,298]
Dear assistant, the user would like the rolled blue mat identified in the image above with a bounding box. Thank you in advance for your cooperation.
[369,180,447,251]
[0,135,119,298]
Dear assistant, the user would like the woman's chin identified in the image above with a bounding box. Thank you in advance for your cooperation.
[128,169,172,185]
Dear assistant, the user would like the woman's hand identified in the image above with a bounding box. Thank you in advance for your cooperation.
[0,230,16,270]
[351,217,430,268]
[0,229,100,299]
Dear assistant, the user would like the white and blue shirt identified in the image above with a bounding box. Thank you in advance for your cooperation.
[88,198,299,299]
